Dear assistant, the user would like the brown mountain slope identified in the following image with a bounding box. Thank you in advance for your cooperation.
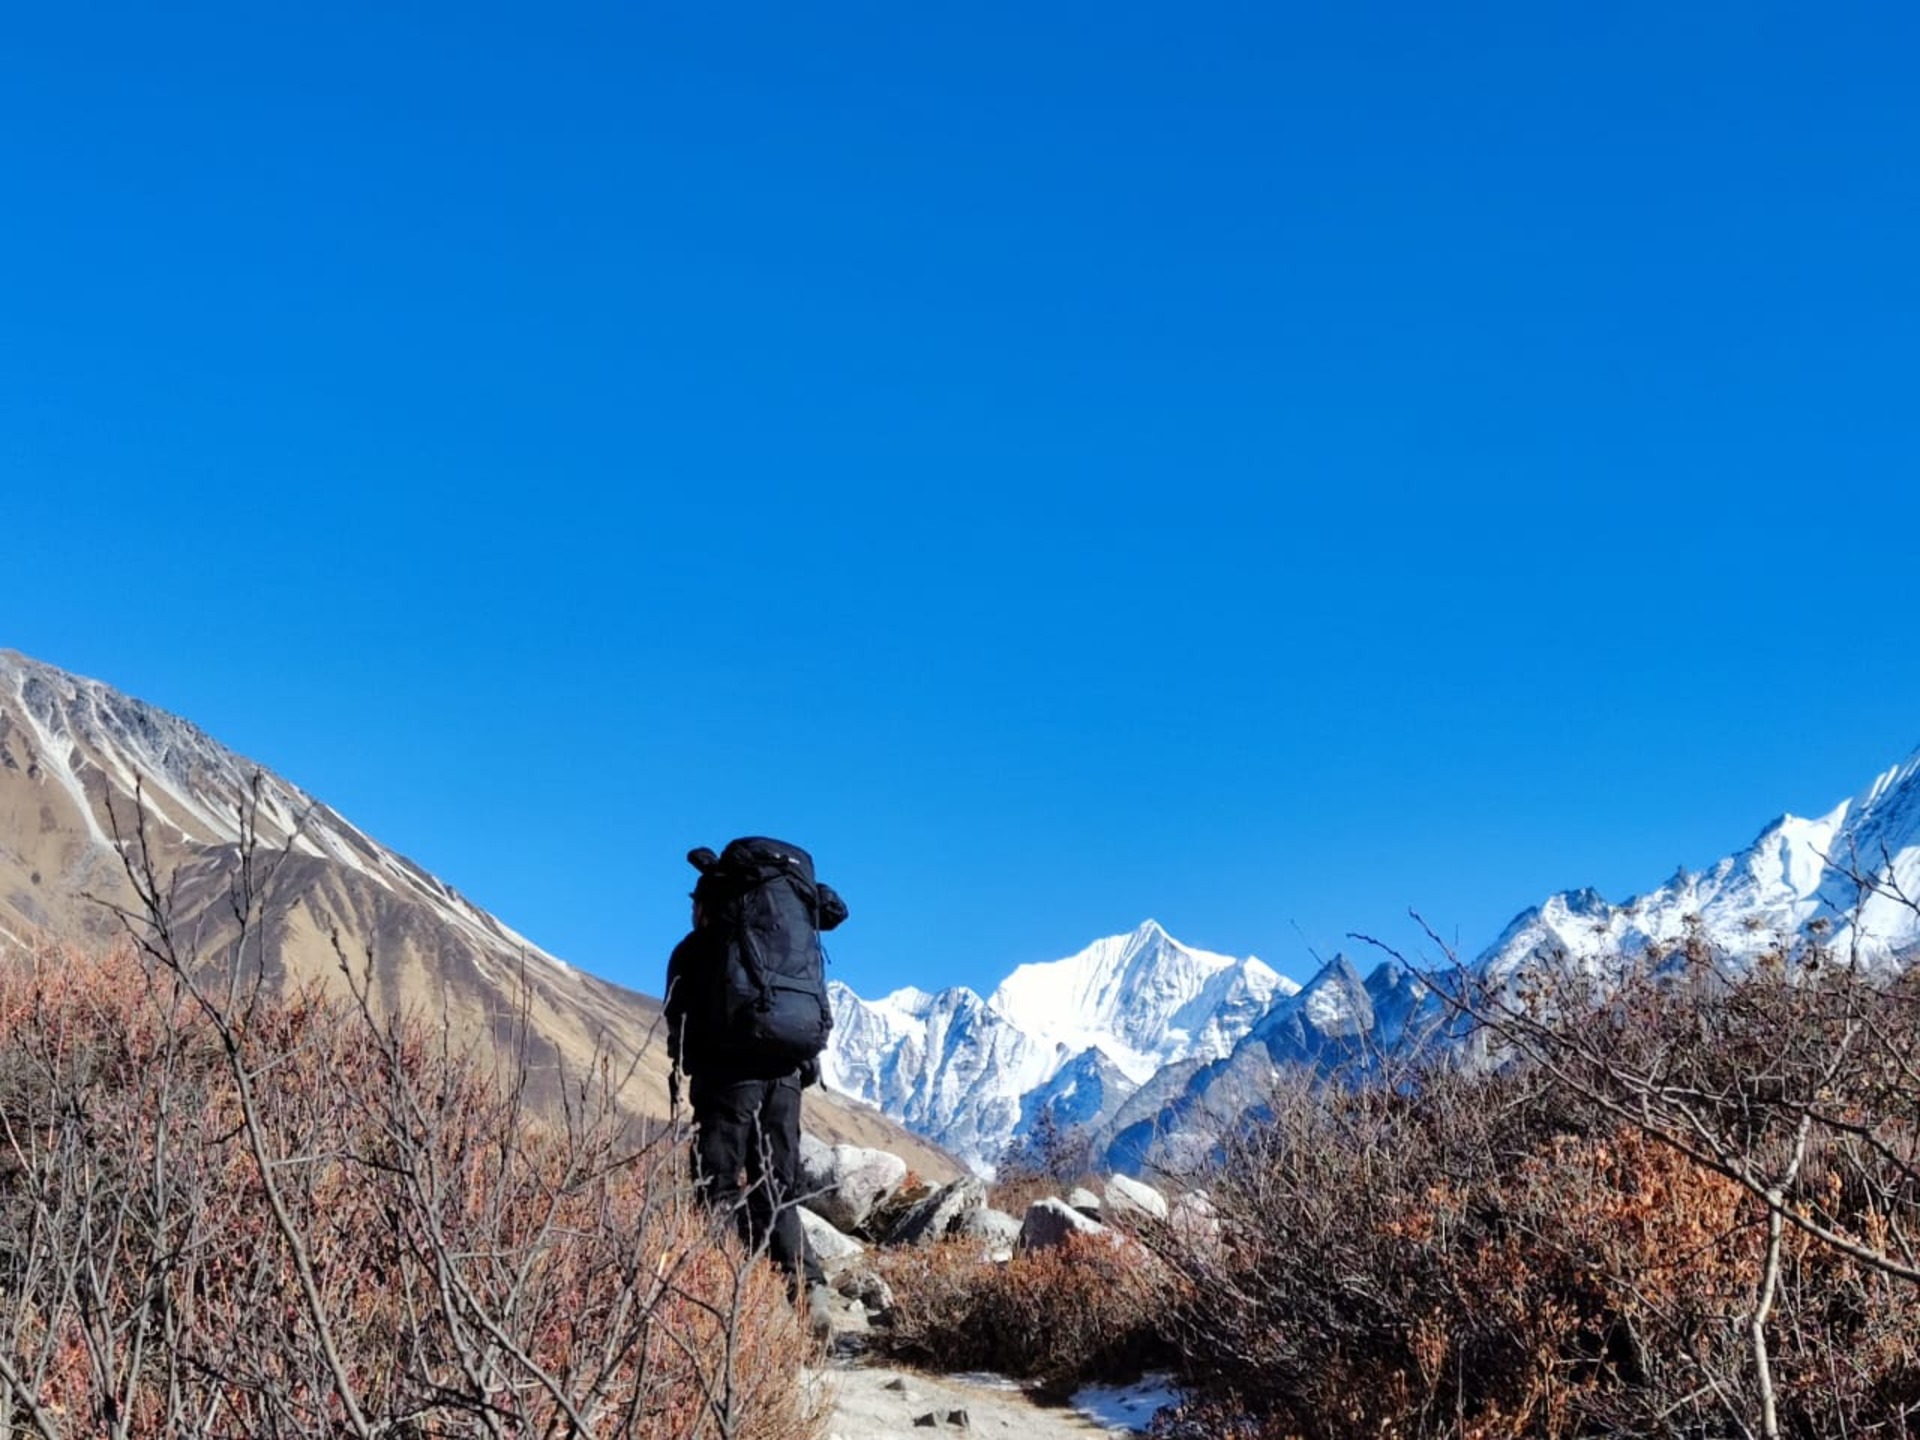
[0,648,956,1178]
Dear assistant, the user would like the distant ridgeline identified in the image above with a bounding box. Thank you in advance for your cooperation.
[825,747,1920,1177]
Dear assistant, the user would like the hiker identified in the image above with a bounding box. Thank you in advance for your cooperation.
[664,837,847,1332]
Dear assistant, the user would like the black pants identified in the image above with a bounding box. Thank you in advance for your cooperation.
[688,1070,823,1290]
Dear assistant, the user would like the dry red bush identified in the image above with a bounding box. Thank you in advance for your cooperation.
[0,938,826,1440]
[873,1232,1181,1394]
[1146,958,1920,1439]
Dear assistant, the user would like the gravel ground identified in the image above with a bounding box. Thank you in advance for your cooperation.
[813,1358,1150,1440]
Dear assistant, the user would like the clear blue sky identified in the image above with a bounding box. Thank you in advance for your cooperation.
[5,2,1918,1001]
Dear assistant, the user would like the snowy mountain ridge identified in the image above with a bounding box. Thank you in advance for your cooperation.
[1476,744,1920,985]
[823,920,1296,1173]
[989,921,1290,1083]
[831,743,1920,1178]
[1107,743,1920,1174]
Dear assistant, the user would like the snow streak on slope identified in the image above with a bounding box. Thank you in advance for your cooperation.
[824,920,1296,1173]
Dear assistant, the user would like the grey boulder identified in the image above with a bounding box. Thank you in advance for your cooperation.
[1066,1186,1103,1218]
[1017,1197,1110,1252]
[798,1136,909,1235]
[887,1176,988,1246]
[954,1205,1022,1260]
[1102,1174,1169,1222]
[1169,1190,1221,1246]
[799,1206,866,1264]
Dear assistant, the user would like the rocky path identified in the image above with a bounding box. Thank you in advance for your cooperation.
[813,1356,1168,1439]
[796,1138,1188,1438]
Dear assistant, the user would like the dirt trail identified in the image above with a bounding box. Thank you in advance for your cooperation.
[805,1237,1175,1438]
[811,1354,1168,1439]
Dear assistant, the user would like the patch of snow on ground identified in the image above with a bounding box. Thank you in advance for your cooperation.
[1070,1373,1183,1434]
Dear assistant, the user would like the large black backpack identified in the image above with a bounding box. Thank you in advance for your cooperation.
[690,837,842,1064]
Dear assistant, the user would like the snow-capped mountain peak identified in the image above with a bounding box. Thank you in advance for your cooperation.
[988,919,1292,1084]
[825,744,1920,1180]
[1295,953,1372,1036]
[826,920,1295,1174]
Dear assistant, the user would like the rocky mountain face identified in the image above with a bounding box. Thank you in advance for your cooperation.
[829,744,1920,1179]
[1104,744,1920,1174]
[822,920,1296,1174]
[0,649,956,1176]
[1475,748,1920,985]
[1096,951,1431,1172]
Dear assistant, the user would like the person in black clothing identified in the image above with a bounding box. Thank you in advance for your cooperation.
[664,844,848,1329]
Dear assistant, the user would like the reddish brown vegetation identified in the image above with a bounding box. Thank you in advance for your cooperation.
[1148,955,1920,1438]
[873,948,1920,1437]
[872,1232,1180,1395]
[0,939,824,1439]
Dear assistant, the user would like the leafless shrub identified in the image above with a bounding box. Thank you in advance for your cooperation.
[994,1106,1097,1199]
[872,1233,1181,1396]
[1146,943,1920,1438]
[0,775,827,1440]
